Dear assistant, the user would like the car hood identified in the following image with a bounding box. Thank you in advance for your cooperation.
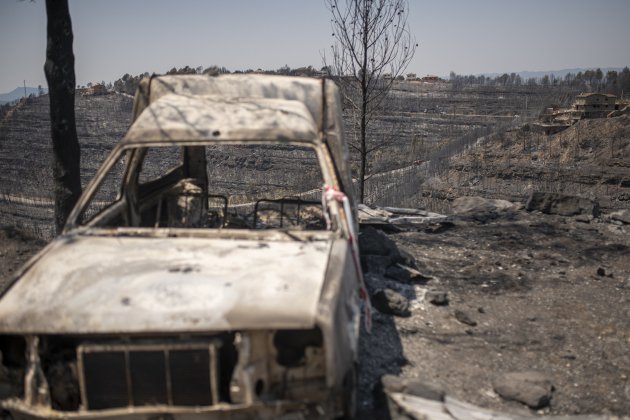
[0,233,332,334]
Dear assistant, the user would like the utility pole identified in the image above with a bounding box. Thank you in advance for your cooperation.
[23,80,27,98]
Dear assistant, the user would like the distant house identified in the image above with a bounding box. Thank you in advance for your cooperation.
[83,84,108,96]
[421,75,441,83]
[572,93,617,119]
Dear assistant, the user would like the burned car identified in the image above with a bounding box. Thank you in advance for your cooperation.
[0,75,369,419]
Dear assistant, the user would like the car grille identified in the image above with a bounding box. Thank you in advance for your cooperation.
[77,341,219,410]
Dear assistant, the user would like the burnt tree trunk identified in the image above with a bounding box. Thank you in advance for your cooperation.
[44,0,82,234]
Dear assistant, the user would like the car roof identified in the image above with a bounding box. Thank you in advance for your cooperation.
[122,93,318,145]
[130,74,355,205]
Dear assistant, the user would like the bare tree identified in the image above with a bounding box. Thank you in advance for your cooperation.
[44,0,82,234]
[325,0,416,202]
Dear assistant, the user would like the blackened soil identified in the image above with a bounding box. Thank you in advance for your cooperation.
[358,210,630,417]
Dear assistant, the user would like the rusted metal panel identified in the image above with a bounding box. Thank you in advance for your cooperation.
[0,235,332,334]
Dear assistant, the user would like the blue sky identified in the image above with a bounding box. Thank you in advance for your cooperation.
[1,0,629,92]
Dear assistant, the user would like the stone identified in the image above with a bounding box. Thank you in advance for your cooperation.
[525,192,600,217]
[426,290,449,306]
[493,371,554,409]
[372,288,411,317]
[454,309,477,326]
[452,196,520,215]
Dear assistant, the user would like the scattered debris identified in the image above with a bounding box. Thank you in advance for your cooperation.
[358,204,448,228]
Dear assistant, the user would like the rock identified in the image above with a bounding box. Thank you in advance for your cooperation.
[525,192,600,217]
[454,309,477,326]
[595,266,613,278]
[372,288,411,317]
[426,290,449,306]
[359,226,405,267]
[357,204,392,224]
[381,375,445,402]
[452,196,520,215]
[493,371,554,409]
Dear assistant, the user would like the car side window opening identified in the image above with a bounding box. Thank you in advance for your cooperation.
[77,151,129,227]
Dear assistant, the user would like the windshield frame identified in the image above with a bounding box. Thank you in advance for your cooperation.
[65,139,342,235]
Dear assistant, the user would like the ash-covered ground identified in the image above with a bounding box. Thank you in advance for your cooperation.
[356,199,630,418]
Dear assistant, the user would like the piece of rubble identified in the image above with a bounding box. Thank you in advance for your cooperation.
[525,192,600,217]
[426,290,449,306]
[358,204,449,228]
[357,204,392,224]
[454,309,477,326]
[372,288,411,317]
[596,266,613,278]
[492,371,554,409]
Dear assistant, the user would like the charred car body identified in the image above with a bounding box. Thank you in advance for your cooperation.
[0,75,367,419]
